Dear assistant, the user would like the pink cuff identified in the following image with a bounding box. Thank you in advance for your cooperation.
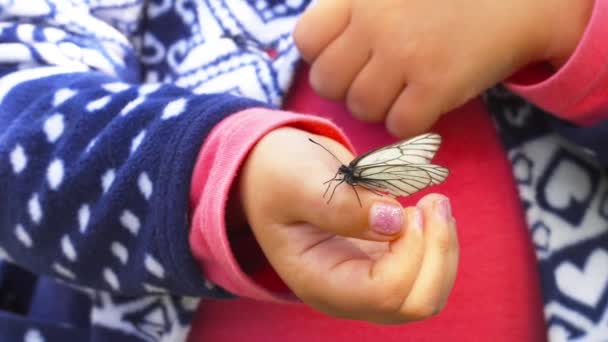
[188,108,353,303]
[506,0,608,125]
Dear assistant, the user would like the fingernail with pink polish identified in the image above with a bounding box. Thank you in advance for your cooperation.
[370,203,403,235]
[436,197,452,221]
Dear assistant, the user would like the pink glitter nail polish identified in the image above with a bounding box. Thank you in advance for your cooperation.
[370,203,403,235]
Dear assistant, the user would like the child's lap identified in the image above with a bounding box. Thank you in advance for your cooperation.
[189,69,546,341]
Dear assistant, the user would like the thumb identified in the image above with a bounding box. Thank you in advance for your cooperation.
[295,167,405,241]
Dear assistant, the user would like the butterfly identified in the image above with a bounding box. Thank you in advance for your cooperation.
[309,133,449,206]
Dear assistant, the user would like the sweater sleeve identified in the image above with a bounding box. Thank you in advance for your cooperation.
[505,0,608,125]
[0,1,267,297]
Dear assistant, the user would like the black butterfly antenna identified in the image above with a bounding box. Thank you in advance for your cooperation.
[308,138,344,165]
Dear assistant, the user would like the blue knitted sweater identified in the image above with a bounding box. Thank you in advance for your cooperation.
[0,1,304,340]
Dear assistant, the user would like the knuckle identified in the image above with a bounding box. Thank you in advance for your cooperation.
[309,64,345,100]
[346,88,383,123]
[346,92,367,120]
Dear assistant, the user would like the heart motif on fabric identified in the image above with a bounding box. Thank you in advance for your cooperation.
[556,248,608,307]
[544,159,593,210]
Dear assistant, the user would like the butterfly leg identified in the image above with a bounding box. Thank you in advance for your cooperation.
[323,181,333,198]
[327,178,346,204]
[323,171,342,198]
[323,170,341,185]
[351,185,362,208]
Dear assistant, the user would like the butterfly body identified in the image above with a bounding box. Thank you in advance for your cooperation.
[310,133,449,206]
[338,164,357,185]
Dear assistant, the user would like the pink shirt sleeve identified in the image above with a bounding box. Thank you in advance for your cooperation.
[506,0,608,125]
[188,107,353,302]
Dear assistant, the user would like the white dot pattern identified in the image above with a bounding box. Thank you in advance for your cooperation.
[144,254,165,279]
[110,241,128,265]
[78,204,90,233]
[85,137,97,153]
[130,130,145,154]
[28,194,42,224]
[103,268,120,290]
[43,114,64,143]
[24,329,45,342]
[120,97,144,116]
[0,247,13,262]
[46,159,64,190]
[138,172,153,200]
[138,83,161,96]
[161,98,187,119]
[101,169,115,193]
[53,88,76,106]
[86,95,111,112]
[61,235,77,261]
[10,145,27,174]
[120,210,140,235]
[15,224,32,248]
[53,262,76,280]
[103,82,130,93]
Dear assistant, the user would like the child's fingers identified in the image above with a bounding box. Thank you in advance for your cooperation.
[297,206,426,321]
[439,217,459,310]
[309,191,405,241]
[296,173,405,242]
[398,194,457,320]
[278,133,404,242]
[309,27,371,100]
[250,130,401,242]
[362,207,425,313]
[346,54,406,123]
[294,0,351,62]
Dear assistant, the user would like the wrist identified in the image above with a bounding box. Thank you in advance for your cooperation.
[226,175,248,231]
[545,0,593,68]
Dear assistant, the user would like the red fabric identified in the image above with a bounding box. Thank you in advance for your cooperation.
[187,67,547,341]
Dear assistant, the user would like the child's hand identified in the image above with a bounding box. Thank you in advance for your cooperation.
[294,0,592,137]
[239,127,458,323]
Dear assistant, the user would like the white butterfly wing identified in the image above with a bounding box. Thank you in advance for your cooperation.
[410,164,449,185]
[351,133,448,197]
[358,164,448,182]
[359,169,432,197]
[355,164,448,197]
[353,133,442,167]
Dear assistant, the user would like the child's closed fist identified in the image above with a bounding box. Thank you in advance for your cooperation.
[238,127,458,323]
[294,0,592,138]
